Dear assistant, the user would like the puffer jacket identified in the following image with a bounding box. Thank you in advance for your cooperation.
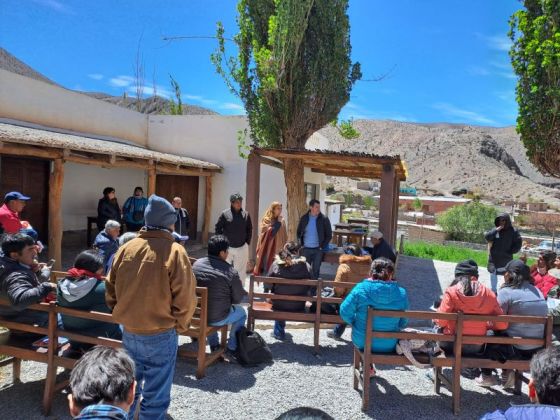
[481,404,560,420]
[93,231,119,273]
[532,271,558,297]
[192,255,247,323]
[435,281,508,336]
[340,279,408,352]
[57,275,121,339]
[485,213,522,272]
[333,254,372,297]
[267,256,312,312]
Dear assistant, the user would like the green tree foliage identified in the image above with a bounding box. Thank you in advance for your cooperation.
[509,1,560,176]
[211,0,361,236]
[437,201,498,243]
[413,197,423,211]
[331,118,360,139]
[363,195,375,209]
[168,75,183,115]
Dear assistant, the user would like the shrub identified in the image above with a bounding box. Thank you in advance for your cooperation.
[437,201,498,243]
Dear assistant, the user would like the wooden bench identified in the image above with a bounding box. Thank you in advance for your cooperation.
[353,308,554,414]
[248,276,357,353]
[177,286,228,379]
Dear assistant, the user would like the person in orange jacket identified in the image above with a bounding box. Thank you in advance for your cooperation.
[435,259,508,387]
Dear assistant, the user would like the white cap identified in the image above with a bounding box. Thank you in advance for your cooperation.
[371,231,383,239]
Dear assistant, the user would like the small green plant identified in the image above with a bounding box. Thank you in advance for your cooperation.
[363,195,375,210]
[335,118,360,139]
[168,75,183,115]
[413,197,423,212]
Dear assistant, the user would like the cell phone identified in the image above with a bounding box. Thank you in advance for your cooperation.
[46,259,55,269]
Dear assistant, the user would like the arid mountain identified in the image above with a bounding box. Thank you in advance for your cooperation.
[319,120,560,207]
[0,47,217,115]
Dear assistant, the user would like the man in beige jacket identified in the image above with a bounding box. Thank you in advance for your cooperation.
[106,194,196,420]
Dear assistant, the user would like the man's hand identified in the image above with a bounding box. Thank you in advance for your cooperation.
[496,225,504,232]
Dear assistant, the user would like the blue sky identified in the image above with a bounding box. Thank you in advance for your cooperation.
[1,0,520,126]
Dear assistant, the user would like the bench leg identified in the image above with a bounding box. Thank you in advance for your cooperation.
[220,325,228,349]
[361,355,371,411]
[353,348,360,391]
[513,370,522,396]
[452,368,461,416]
[433,367,441,394]
[196,336,206,380]
[42,364,57,415]
[12,358,21,382]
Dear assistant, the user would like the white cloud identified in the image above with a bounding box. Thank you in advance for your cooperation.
[467,66,491,76]
[340,103,417,122]
[476,33,512,52]
[433,102,496,125]
[219,102,245,113]
[127,85,173,99]
[88,73,104,81]
[109,75,135,88]
[32,0,69,13]
[496,90,515,102]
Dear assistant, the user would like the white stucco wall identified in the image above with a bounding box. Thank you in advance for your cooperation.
[61,163,147,231]
[147,115,326,229]
[0,69,148,146]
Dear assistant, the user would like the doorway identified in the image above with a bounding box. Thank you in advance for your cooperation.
[156,175,199,240]
[0,156,50,242]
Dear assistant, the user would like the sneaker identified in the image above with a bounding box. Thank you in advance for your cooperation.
[501,370,516,389]
[326,330,343,341]
[223,348,239,363]
[475,374,499,387]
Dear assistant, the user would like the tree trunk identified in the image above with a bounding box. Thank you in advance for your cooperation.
[283,158,306,239]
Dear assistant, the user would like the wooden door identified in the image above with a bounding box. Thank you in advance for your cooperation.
[0,156,50,242]
[156,175,199,240]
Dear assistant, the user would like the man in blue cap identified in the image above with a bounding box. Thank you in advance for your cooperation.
[0,191,31,235]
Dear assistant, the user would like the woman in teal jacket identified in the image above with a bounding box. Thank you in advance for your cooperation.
[57,250,121,347]
[340,258,408,353]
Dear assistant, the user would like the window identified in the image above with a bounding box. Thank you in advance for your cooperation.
[304,183,318,206]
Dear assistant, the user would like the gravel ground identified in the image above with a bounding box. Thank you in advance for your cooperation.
[0,257,530,419]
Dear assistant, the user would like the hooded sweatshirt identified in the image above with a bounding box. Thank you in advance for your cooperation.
[333,254,372,297]
[340,278,408,352]
[57,275,121,338]
[435,281,508,336]
[481,404,560,420]
[485,213,522,273]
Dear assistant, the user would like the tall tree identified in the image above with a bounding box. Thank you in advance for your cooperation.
[212,0,361,237]
[509,0,560,176]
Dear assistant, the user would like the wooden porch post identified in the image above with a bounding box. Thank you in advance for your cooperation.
[392,174,400,248]
[378,164,397,247]
[48,159,64,270]
[245,151,261,262]
[147,165,156,196]
[201,175,213,244]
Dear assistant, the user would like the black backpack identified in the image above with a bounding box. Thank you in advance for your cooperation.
[235,327,273,367]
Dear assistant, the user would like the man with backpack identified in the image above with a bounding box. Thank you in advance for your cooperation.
[121,187,148,232]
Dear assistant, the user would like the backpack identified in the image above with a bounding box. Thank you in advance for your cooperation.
[309,287,339,315]
[235,327,273,367]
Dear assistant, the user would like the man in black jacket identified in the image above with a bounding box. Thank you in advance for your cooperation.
[296,199,332,279]
[0,233,56,327]
[485,213,522,292]
[192,235,247,359]
[172,197,190,237]
[215,193,252,283]
[363,231,396,263]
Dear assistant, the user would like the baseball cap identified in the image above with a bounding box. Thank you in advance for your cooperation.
[4,191,31,202]
[230,193,243,202]
[370,231,383,239]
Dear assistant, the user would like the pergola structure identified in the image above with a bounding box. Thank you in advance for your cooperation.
[245,147,407,260]
[0,122,221,269]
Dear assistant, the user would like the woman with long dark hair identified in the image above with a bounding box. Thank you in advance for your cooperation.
[253,201,288,277]
[97,187,121,231]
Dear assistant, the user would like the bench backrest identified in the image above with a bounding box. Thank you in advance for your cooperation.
[363,308,554,356]
[250,275,357,318]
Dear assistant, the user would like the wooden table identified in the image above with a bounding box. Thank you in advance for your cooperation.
[323,249,343,264]
[332,229,367,247]
[346,218,370,227]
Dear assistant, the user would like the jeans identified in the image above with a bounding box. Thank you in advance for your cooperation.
[302,247,323,280]
[208,305,247,351]
[332,323,346,337]
[123,328,178,420]
[274,320,286,338]
[490,272,502,293]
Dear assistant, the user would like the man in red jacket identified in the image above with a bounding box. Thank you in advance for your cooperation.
[0,191,30,234]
